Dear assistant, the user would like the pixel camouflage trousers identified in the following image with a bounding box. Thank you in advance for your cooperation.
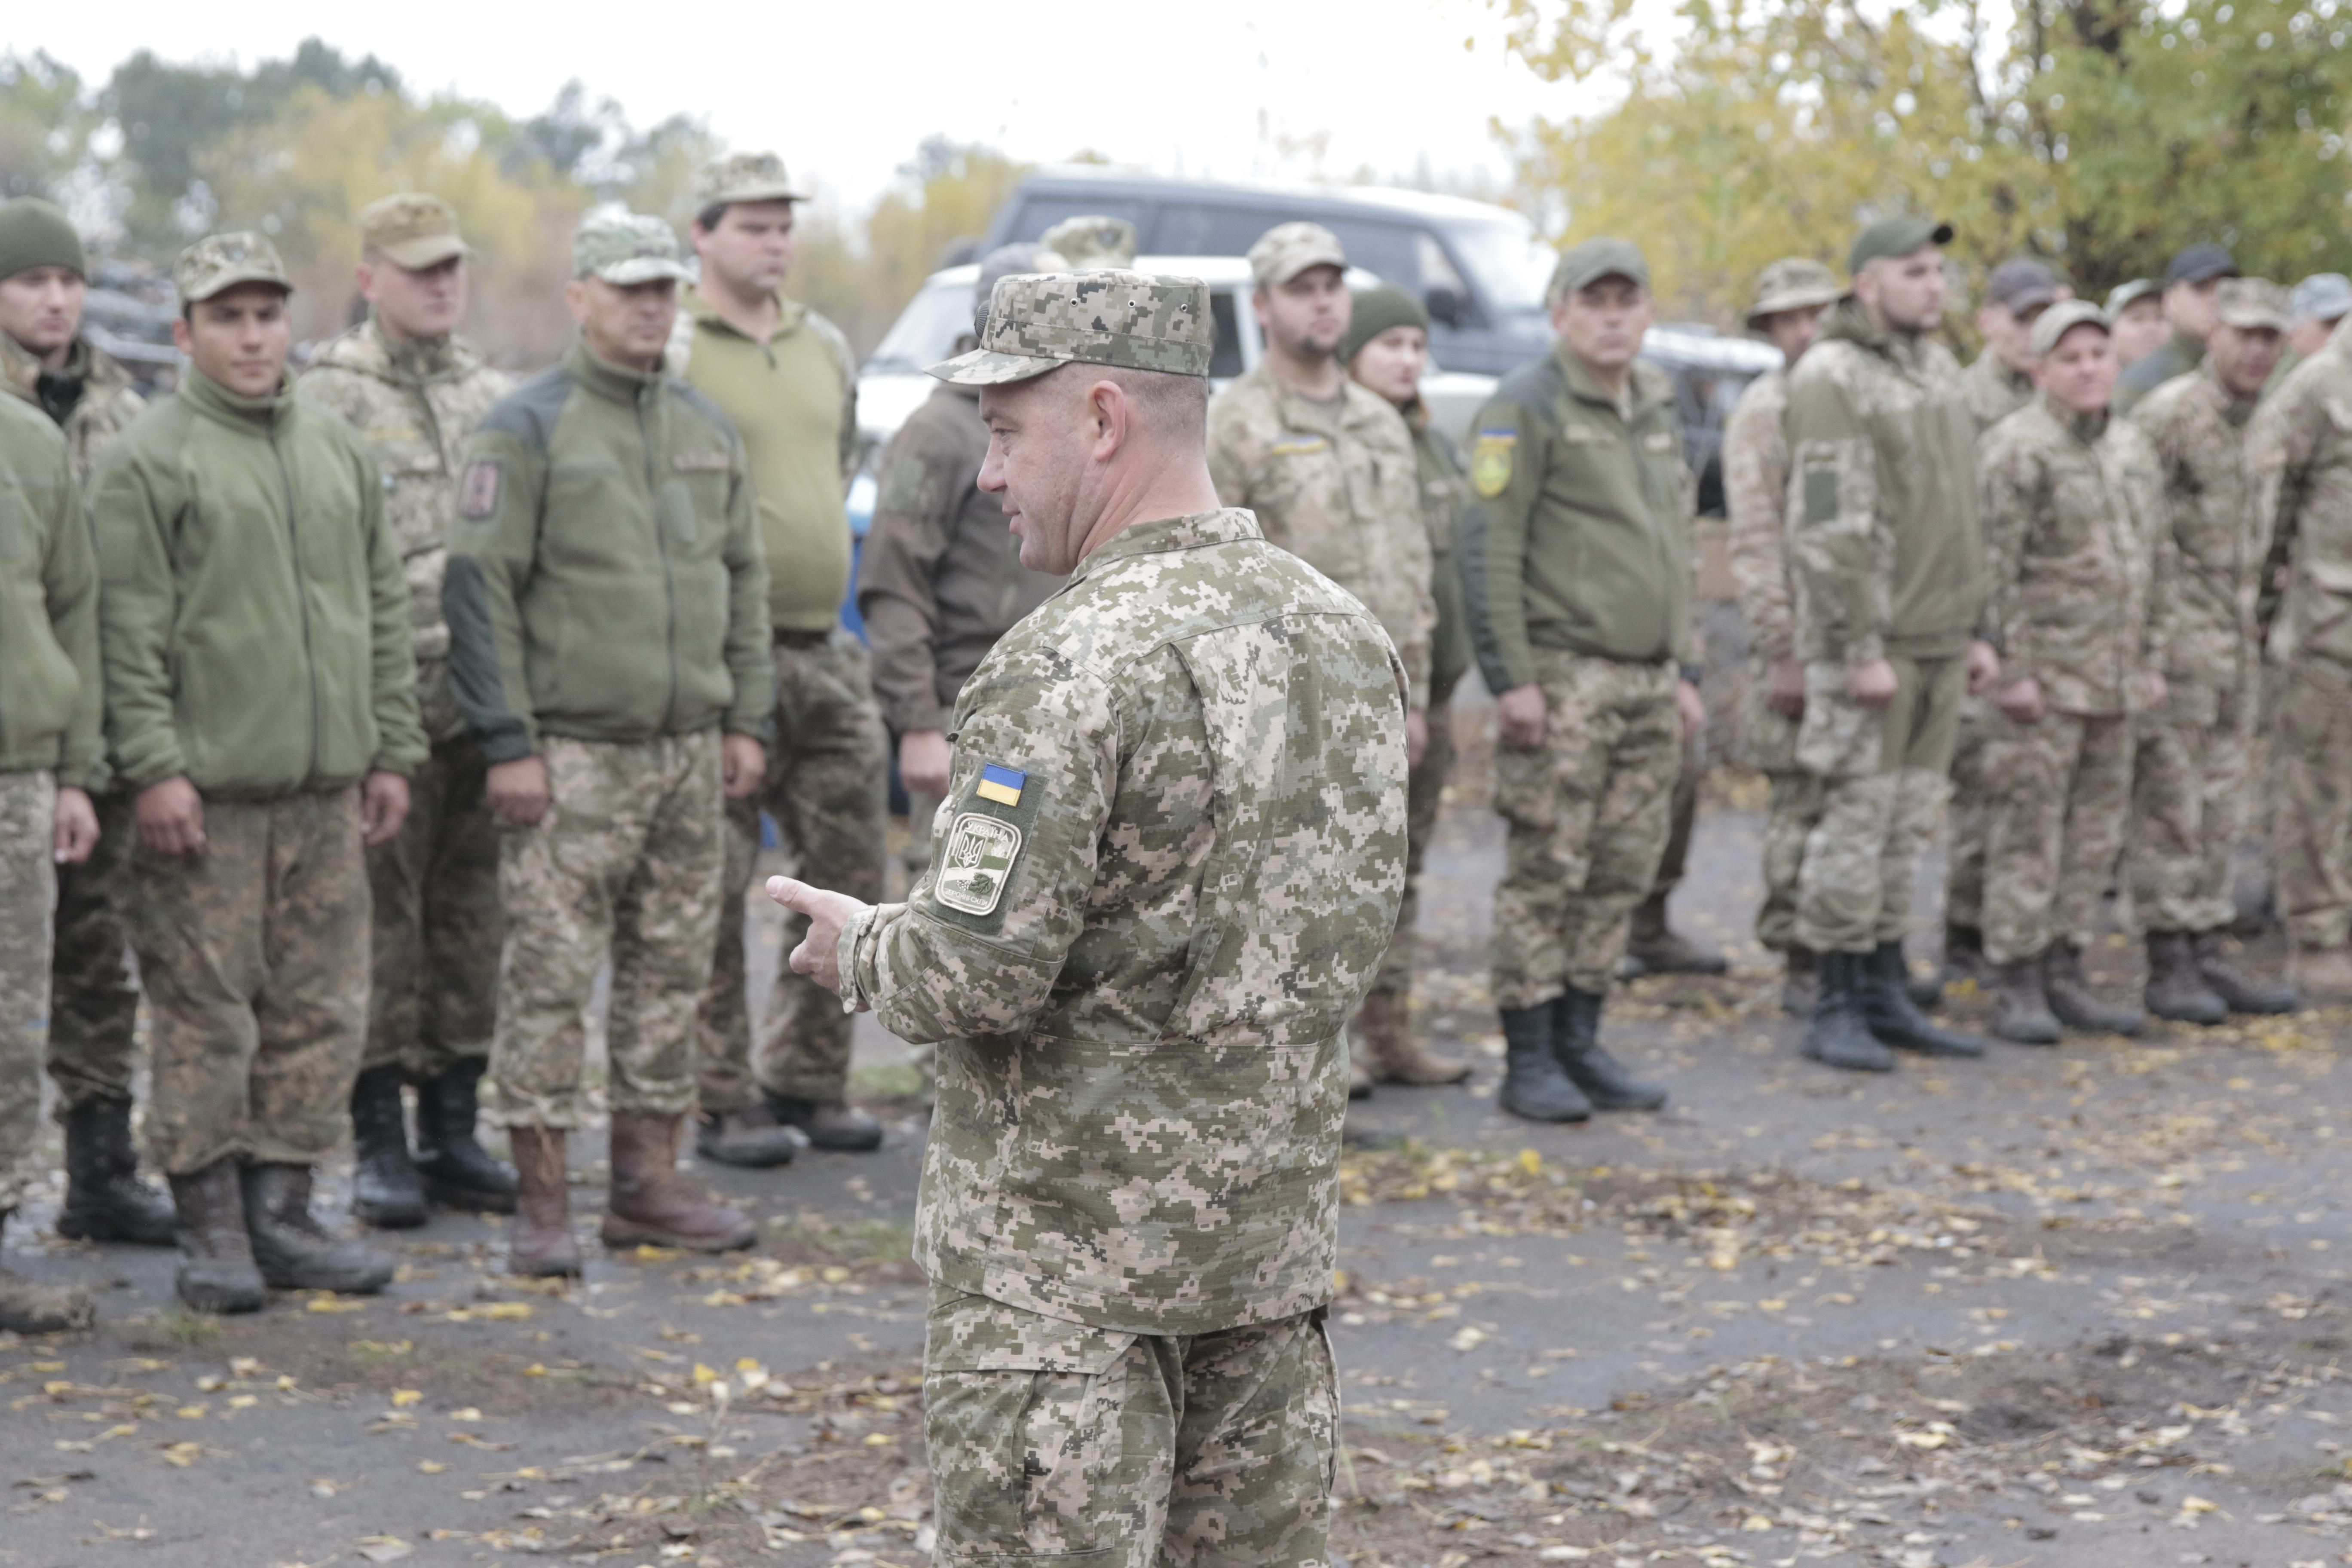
[2128,680,2255,937]
[0,770,58,1213]
[2276,658,2352,952]
[490,732,722,1129]
[46,788,139,1114]
[924,1286,1336,1568]
[363,734,502,1077]
[1742,660,1822,954]
[1370,699,1454,1002]
[132,788,371,1176]
[699,630,888,1111]
[1489,652,1679,1006]
[1939,697,1996,934]
[1981,710,2135,966]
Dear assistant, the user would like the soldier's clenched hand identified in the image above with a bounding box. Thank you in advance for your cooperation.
[1497,683,1548,748]
[1847,658,1898,709]
[1997,675,2046,725]
[487,756,550,827]
[1766,655,1807,718]
[768,876,870,1002]
[723,734,767,800]
[361,770,411,848]
[136,776,206,857]
[52,786,98,866]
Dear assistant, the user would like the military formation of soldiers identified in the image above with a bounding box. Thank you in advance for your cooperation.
[6,153,2352,1561]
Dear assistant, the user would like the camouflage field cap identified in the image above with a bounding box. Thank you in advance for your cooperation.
[174,231,292,303]
[1038,215,1137,271]
[2215,277,2292,333]
[1547,237,1649,305]
[2104,278,2160,315]
[359,193,469,269]
[572,212,694,286]
[1744,257,1841,327]
[1249,222,1346,289]
[694,151,807,209]
[2028,298,2108,358]
[928,270,1212,386]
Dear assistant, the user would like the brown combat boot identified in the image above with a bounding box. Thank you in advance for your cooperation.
[506,1127,581,1278]
[1352,991,1471,1087]
[2291,943,2352,1007]
[0,1210,94,1334]
[166,1159,267,1314]
[600,1113,756,1254]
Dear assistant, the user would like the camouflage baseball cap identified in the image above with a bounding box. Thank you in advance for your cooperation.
[2215,277,2291,332]
[929,270,1212,386]
[572,212,693,286]
[693,151,806,209]
[2028,298,2108,358]
[359,193,469,270]
[1547,237,1649,305]
[174,231,292,304]
[1745,257,1841,327]
[1249,222,1346,289]
[2105,278,2160,315]
[1039,215,1137,272]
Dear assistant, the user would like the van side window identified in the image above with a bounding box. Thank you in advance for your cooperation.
[1011,197,1148,242]
[1148,205,1286,259]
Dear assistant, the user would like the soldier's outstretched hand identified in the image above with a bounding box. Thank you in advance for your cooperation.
[768,876,870,1000]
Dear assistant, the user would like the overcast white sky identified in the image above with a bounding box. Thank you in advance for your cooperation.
[24,0,1599,216]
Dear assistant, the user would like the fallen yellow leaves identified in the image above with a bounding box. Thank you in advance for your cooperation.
[304,1293,367,1314]
[390,1389,423,1406]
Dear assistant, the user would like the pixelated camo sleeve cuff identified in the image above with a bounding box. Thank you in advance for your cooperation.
[835,901,901,1015]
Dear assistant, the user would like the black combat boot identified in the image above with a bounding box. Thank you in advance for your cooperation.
[1553,988,1668,1109]
[1803,951,1893,1072]
[241,1164,394,1294]
[2192,930,2300,1016]
[0,1210,94,1333]
[2143,931,2228,1025]
[1940,922,1987,986]
[763,1094,884,1152]
[412,1061,520,1210]
[1624,892,1729,975]
[1905,966,1948,1010]
[1496,1005,1590,1122]
[167,1160,266,1314]
[695,1105,808,1169]
[1861,942,1985,1056]
[1991,956,2062,1044]
[1780,946,1820,1018]
[348,1066,427,1228]
[56,1098,177,1246]
[2043,943,2145,1036]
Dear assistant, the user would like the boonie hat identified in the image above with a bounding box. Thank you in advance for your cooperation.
[1249,222,1346,290]
[2215,277,2291,333]
[2291,273,2352,326]
[175,231,292,304]
[572,212,694,285]
[929,270,1212,386]
[1744,257,1840,328]
[1038,216,1136,272]
[1547,237,1649,306]
[2028,299,2108,358]
[2165,243,2237,287]
[693,151,806,208]
[1986,258,2059,314]
[1848,216,1953,275]
[360,193,469,270]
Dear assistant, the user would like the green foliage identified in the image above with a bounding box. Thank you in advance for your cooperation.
[0,52,94,201]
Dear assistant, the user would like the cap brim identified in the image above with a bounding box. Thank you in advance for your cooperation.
[379,235,470,270]
[588,259,694,285]
[2005,288,2059,314]
[2219,309,2291,331]
[2176,263,2238,285]
[1260,251,1347,288]
[708,184,808,206]
[1745,286,1842,327]
[926,346,1064,386]
[184,270,293,303]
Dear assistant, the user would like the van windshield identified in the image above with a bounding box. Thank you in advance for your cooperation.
[866,276,977,374]
[1450,216,1558,315]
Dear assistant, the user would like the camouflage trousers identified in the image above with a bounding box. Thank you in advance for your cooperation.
[925,1286,1336,1568]
[491,732,723,1130]
[2275,658,2352,951]
[0,771,58,1213]
[1644,727,1703,900]
[46,787,139,1114]
[1939,696,1997,932]
[130,788,370,1177]
[699,630,887,1111]
[1490,652,1679,1007]
[364,735,502,1077]
[1744,663,1822,954]
[2127,680,2255,936]
[1793,654,1965,956]
[1371,699,1455,1001]
[1981,710,2135,966]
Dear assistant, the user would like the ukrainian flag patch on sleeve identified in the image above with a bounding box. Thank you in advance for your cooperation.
[974,763,1026,807]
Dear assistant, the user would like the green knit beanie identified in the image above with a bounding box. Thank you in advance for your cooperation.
[0,198,86,282]
[1342,284,1431,366]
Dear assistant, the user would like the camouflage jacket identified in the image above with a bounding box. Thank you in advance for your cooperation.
[0,330,146,485]
[1405,401,1473,706]
[1960,349,2034,438]
[837,508,1409,1335]
[1723,366,1796,664]
[2251,328,2352,670]
[1208,364,1435,703]
[2130,361,2268,711]
[1784,299,1989,668]
[1977,393,2174,716]
[857,381,1063,736]
[299,315,510,739]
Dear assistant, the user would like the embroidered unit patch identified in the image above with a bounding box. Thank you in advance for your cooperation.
[1471,430,1517,498]
[935,813,1025,916]
[457,459,502,520]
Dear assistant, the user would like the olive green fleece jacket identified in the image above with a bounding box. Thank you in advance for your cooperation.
[1458,343,1696,693]
[90,368,426,797]
[441,338,773,762]
[0,393,102,788]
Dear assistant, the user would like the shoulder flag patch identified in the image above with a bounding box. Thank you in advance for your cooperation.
[458,459,502,520]
[974,763,1026,807]
[1471,429,1516,499]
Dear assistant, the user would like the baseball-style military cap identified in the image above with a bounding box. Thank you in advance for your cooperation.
[2028,298,2108,358]
[2291,273,2352,325]
[1249,222,1346,289]
[1848,216,1953,275]
[572,212,694,285]
[694,151,807,208]
[360,193,469,270]
[1038,215,1136,272]
[2104,278,2160,315]
[2215,277,2291,332]
[175,231,292,304]
[929,270,1212,386]
[1986,258,2059,314]
[1547,237,1649,305]
[1744,257,1841,328]
[2165,243,2236,287]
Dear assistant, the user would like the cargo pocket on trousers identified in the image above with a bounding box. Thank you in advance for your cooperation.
[1795,663,1882,781]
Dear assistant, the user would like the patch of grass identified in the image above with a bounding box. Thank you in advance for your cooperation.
[767,1212,917,1264]
[153,1305,224,1349]
[847,1063,925,1100]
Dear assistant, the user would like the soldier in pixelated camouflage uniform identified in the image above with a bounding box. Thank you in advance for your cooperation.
[300,192,517,1226]
[768,268,1407,1568]
[0,195,172,1250]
